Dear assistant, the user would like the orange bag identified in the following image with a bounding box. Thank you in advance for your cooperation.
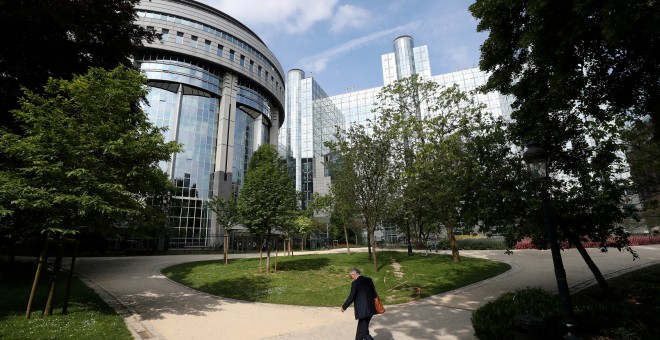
[374,297,385,314]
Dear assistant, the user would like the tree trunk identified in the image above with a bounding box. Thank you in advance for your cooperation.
[62,240,79,314]
[258,236,263,273]
[26,240,49,319]
[343,224,352,254]
[570,235,610,291]
[275,240,278,272]
[446,220,461,262]
[367,232,372,259]
[44,244,63,316]
[266,230,271,273]
[370,228,378,271]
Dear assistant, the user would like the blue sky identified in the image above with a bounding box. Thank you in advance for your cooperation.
[197,0,487,96]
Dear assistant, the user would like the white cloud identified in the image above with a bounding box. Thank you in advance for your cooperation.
[445,46,471,67]
[300,21,421,73]
[330,5,370,33]
[198,0,340,34]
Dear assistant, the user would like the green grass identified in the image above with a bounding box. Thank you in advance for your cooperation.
[162,251,511,306]
[471,263,660,339]
[0,262,132,340]
[572,263,660,339]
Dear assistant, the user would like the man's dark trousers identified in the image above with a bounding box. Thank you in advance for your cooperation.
[356,315,374,340]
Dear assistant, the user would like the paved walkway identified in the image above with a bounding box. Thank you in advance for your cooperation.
[74,245,660,340]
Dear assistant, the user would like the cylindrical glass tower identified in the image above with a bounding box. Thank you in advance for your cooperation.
[394,35,416,80]
[135,0,285,249]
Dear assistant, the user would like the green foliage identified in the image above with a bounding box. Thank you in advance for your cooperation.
[371,75,525,260]
[470,0,660,137]
[472,264,660,339]
[319,161,363,246]
[469,0,646,251]
[162,251,510,306]
[325,122,399,269]
[457,237,507,250]
[624,120,660,227]
[237,144,297,239]
[0,263,132,339]
[471,287,562,340]
[207,193,240,232]
[293,215,314,236]
[0,0,158,131]
[0,66,181,241]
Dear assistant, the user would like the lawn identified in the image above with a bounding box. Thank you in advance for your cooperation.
[0,262,132,340]
[572,263,660,339]
[162,251,511,306]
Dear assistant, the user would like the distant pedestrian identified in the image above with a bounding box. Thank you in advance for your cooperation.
[341,267,378,340]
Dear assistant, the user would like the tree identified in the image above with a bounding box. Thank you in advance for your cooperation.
[293,215,313,251]
[624,120,660,229]
[373,75,508,262]
[0,66,180,316]
[326,124,398,271]
[317,158,363,255]
[237,144,297,273]
[470,0,648,288]
[0,66,181,242]
[469,0,660,139]
[208,192,240,263]
[208,193,240,236]
[0,0,158,131]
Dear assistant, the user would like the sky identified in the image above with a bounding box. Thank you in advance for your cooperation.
[197,0,488,96]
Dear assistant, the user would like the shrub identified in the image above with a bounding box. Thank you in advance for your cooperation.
[433,237,507,250]
[457,237,507,250]
[471,287,562,339]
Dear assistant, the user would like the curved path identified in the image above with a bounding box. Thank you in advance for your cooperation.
[74,245,660,340]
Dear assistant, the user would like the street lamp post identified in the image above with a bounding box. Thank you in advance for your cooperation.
[522,143,576,338]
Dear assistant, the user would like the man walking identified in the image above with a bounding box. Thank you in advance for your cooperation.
[341,267,378,340]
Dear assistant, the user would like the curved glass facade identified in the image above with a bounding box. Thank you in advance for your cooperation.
[142,61,221,94]
[231,108,254,189]
[136,0,284,250]
[136,9,283,84]
[237,86,272,120]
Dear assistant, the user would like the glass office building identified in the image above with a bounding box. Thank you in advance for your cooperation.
[281,36,512,214]
[135,0,284,249]
[280,70,343,209]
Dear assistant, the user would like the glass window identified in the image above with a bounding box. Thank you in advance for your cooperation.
[176,32,184,44]
[239,55,245,67]
[161,28,169,42]
[229,50,235,61]
[249,60,254,72]
[216,44,223,57]
[204,40,211,52]
[191,36,198,48]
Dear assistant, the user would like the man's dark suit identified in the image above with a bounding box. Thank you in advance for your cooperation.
[342,275,377,340]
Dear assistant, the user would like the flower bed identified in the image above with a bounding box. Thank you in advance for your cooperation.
[514,235,660,249]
